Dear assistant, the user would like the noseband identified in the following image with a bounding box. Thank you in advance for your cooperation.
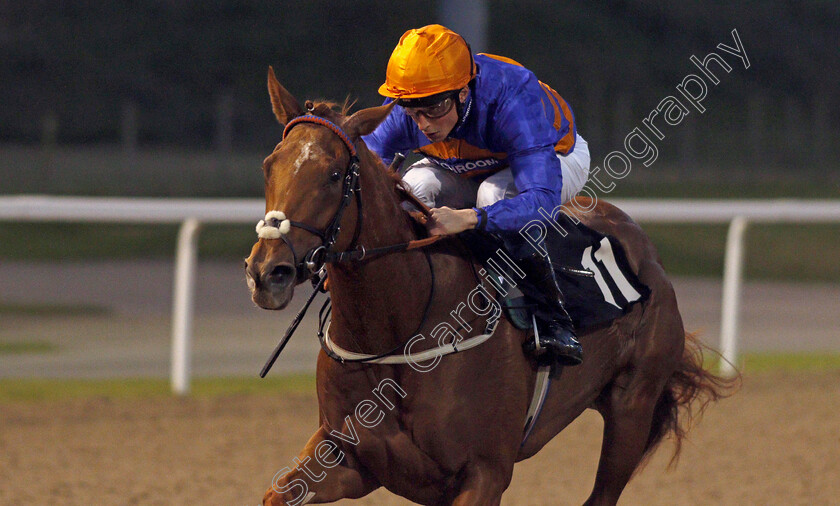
[256,114,363,280]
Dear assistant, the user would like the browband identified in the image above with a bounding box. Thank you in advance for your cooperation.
[282,115,357,157]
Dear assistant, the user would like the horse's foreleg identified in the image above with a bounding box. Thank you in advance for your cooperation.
[449,466,506,506]
[263,426,379,506]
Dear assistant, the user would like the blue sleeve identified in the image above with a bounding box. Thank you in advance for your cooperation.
[362,99,416,167]
[483,150,564,234]
[482,75,565,234]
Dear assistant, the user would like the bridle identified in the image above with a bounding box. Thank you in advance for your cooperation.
[258,114,364,281]
[256,113,443,281]
[256,112,446,376]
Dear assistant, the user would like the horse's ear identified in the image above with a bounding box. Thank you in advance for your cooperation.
[343,101,396,139]
[267,66,304,126]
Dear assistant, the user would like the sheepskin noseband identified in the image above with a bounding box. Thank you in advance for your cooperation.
[256,210,292,239]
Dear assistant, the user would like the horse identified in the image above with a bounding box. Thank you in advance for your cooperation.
[245,67,733,506]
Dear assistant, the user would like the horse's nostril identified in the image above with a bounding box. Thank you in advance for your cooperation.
[267,264,296,286]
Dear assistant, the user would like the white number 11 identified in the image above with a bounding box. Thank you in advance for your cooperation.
[581,237,643,308]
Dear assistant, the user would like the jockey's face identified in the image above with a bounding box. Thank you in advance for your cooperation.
[404,87,469,143]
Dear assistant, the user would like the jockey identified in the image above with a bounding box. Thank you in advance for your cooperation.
[364,24,590,367]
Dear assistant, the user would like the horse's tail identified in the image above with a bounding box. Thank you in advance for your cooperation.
[643,331,740,467]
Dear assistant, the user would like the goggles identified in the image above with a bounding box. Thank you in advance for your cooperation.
[402,96,456,121]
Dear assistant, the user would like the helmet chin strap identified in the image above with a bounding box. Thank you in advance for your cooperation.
[449,87,473,135]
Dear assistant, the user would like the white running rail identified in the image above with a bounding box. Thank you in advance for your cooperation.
[2,196,840,391]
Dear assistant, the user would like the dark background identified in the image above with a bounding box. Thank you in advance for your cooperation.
[1,1,838,195]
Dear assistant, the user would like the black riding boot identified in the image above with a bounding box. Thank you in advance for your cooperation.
[519,254,583,367]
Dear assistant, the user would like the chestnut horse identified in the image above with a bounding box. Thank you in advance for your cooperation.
[246,68,731,506]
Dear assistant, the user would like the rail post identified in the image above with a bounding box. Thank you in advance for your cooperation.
[720,216,749,377]
[171,218,202,395]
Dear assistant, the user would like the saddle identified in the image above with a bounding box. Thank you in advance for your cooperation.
[458,214,649,332]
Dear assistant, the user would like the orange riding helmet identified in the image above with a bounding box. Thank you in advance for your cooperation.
[379,24,476,99]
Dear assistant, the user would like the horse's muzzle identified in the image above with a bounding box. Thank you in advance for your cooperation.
[246,260,297,310]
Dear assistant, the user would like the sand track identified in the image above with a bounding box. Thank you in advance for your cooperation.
[2,371,838,505]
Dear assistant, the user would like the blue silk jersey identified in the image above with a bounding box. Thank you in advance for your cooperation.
[363,53,577,234]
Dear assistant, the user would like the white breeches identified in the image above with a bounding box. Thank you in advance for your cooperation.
[403,134,590,209]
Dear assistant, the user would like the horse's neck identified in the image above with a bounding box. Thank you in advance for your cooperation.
[353,154,418,249]
[325,161,433,351]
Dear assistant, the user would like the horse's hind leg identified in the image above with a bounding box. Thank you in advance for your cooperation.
[585,371,667,506]
[585,275,685,506]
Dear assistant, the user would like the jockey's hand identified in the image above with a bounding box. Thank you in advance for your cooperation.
[427,207,478,235]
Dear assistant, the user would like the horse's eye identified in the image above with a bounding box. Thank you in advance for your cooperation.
[329,171,342,183]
